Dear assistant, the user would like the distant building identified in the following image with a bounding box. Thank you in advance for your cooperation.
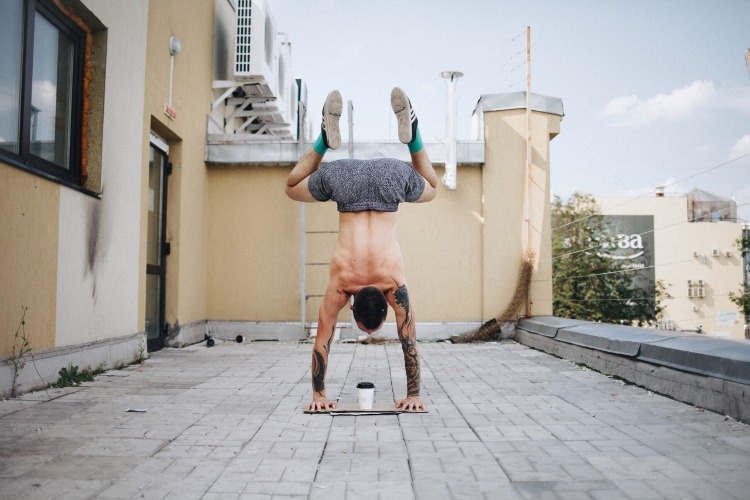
[598,189,746,339]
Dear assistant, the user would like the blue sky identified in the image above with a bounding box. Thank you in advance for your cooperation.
[270,0,750,222]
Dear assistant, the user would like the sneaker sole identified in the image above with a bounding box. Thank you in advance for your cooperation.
[323,90,343,150]
[390,87,413,144]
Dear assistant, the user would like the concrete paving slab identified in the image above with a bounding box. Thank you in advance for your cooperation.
[2,341,750,499]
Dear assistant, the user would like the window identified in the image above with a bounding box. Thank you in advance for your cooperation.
[0,0,85,186]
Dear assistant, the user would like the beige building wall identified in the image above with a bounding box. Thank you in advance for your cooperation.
[143,0,216,333]
[599,195,744,339]
[1,0,150,394]
[0,169,60,356]
[0,0,149,357]
[482,107,561,321]
[204,98,562,336]
[206,166,302,321]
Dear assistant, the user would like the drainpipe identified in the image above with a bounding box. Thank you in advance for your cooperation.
[441,71,463,190]
[298,101,307,333]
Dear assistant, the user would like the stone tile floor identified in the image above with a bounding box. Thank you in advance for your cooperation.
[1,340,749,499]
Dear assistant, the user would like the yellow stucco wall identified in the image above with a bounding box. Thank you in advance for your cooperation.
[481,107,559,320]
[206,161,485,325]
[143,0,215,329]
[0,167,59,356]
[207,166,300,320]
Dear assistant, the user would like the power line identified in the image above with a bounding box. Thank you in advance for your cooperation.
[551,201,749,263]
[550,151,750,234]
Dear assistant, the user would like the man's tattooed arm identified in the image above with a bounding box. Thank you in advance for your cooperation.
[394,283,420,398]
[311,325,335,396]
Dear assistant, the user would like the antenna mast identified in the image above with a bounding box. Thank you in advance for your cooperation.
[524,25,532,316]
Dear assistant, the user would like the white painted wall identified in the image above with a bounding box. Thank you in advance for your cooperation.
[599,195,744,339]
[55,0,149,346]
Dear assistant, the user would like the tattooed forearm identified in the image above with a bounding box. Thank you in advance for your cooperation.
[325,326,334,352]
[312,326,334,395]
[394,283,414,340]
[401,337,421,397]
[394,283,420,397]
[311,348,326,394]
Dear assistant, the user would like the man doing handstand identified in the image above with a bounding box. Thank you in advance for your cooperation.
[285,87,438,412]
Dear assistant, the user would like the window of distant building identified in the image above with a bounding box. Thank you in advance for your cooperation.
[0,0,87,187]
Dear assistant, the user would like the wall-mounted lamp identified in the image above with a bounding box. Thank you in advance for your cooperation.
[167,37,182,115]
[169,36,182,56]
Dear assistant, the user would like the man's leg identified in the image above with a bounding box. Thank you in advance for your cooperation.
[285,91,342,200]
[314,90,342,153]
[391,87,438,191]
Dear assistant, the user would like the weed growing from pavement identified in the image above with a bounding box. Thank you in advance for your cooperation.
[10,306,32,397]
[54,363,107,388]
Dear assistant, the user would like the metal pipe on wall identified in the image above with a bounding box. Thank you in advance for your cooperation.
[441,71,463,190]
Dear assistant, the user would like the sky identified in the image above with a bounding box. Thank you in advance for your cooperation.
[270,0,750,222]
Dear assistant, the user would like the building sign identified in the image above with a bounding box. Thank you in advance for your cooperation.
[600,215,655,291]
[717,311,740,327]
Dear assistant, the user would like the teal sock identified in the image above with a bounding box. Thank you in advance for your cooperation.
[313,134,327,155]
[408,128,423,153]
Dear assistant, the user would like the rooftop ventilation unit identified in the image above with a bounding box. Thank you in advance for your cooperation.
[225,0,296,139]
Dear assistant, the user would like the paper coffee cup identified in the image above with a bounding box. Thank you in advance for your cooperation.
[357,382,375,410]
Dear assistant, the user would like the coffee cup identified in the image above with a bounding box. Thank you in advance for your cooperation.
[356,382,375,410]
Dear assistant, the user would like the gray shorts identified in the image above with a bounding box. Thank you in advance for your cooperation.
[308,157,425,212]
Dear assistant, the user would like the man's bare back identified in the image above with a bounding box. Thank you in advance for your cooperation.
[330,212,405,302]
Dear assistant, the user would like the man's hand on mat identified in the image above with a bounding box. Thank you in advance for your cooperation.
[396,396,425,412]
[307,397,337,412]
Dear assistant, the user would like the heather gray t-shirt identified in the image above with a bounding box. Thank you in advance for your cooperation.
[308,158,425,212]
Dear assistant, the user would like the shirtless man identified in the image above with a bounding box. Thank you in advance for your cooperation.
[285,87,438,412]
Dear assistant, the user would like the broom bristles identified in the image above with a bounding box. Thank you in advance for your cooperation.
[452,249,535,343]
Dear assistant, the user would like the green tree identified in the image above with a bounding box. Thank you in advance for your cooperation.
[728,234,749,320]
[551,192,668,326]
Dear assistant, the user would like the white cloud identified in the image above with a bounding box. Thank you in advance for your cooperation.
[602,80,716,127]
[730,134,750,159]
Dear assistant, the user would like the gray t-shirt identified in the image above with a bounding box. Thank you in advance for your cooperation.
[308,157,425,212]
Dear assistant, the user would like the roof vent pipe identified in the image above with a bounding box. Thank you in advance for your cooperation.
[441,71,463,190]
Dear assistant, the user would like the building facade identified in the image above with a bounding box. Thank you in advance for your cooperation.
[598,191,746,339]
[0,0,563,396]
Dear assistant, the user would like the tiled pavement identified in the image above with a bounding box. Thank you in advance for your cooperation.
[1,340,750,499]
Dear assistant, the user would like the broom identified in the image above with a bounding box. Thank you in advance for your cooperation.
[452,249,535,343]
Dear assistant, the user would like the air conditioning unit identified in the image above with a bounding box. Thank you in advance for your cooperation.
[725,251,733,257]
[712,249,721,257]
[229,0,297,139]
[234,0,277,84]
[692,306,699,312]
[693,251,700,258]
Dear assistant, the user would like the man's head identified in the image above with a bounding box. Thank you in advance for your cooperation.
[352,286,387,334]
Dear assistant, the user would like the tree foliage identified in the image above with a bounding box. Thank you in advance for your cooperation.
[551,192,668,326]
[728,235,750,318]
